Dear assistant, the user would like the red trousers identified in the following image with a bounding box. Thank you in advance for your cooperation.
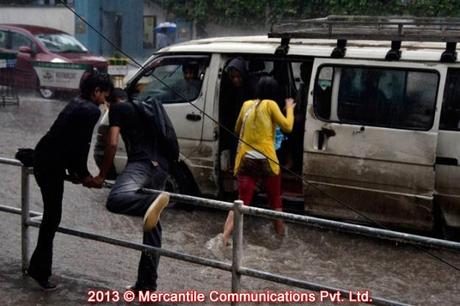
[237,174,282,210]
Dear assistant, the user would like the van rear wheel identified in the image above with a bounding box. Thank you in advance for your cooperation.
[434,203,460,241]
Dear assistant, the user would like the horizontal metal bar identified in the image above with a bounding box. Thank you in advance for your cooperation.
[141,187,460,253]
[10,161,458,252]
[0,157,22,167]
[270,16,460,43]
[26,219,232,272]
[240,267,410,306]
[241,205,460,252]
[0,204,41,217]
[269,32,460,42]
[140,187,234,211]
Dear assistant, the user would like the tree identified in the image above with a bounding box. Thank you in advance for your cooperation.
[153,0,460,29]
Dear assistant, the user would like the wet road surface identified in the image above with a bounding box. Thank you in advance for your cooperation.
[0,95,459,305]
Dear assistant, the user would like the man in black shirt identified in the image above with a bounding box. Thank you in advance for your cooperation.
[91,89,170,291]
[27,72,114,290]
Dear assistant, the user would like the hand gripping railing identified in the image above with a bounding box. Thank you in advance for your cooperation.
[2,156,460,305]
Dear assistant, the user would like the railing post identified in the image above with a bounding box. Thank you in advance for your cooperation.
[231,200,244,297]
[21,166,30,274]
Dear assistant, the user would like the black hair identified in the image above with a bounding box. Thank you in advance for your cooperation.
[225,57,247,75]
[80,71,114,100]
[255,76,281,101]
[107,87,127,104]
[182,63,199,74]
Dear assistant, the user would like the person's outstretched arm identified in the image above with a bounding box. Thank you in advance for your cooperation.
[270,98,296,133]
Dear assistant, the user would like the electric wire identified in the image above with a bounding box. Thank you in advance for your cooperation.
[57,0,460,272]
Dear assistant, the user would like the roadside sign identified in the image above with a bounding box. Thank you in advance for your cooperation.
[32,62,90,89]
[108,64,128,76]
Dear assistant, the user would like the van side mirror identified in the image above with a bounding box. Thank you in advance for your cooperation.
[18,46,34,55]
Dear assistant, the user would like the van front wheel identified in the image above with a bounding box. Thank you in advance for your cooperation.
[39,87,55,99]
[164,163,197,210]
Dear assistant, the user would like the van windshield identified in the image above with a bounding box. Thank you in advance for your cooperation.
[132,56,210,104]
[36,33,88,53]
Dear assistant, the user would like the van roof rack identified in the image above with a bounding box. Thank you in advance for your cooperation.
[269,15,460,42]
[269,15,460,61]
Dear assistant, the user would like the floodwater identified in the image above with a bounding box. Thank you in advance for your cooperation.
[0,95,459,305]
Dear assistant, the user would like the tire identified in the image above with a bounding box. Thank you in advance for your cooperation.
[164,163,197,210]
[39,87,55,99]
[433,203,460,241]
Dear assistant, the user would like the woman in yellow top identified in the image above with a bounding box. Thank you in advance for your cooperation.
[222,76,295,246]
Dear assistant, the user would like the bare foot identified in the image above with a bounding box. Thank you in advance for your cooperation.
[222,233,230,246]
[274,220,285,235]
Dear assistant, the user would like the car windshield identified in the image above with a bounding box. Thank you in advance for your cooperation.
[35,33,88,53]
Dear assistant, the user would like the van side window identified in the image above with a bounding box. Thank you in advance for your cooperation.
[440,69,460,130]
[132,55,210,104]
[314,65,438,130]
[314,66,333,119]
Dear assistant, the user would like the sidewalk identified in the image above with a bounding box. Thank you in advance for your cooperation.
[1,259,108,306]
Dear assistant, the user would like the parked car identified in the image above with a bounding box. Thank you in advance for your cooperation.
[95,16,460,239]
[0,24,107,98]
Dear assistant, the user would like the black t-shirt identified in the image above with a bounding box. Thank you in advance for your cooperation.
[109,101,167,168]
[35,97,101,178]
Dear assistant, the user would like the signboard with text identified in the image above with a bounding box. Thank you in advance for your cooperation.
[33,62,90,89]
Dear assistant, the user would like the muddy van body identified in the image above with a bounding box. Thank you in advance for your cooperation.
[95,19,460,236]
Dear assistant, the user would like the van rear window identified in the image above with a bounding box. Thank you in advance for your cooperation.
[314,65,439,131]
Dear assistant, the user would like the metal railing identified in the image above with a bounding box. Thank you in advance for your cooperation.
[269,15,460,42]
[2,156,460,305]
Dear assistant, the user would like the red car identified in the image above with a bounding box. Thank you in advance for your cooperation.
[0,24,107,98]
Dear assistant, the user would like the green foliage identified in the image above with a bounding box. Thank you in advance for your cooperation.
[154,0,460,26]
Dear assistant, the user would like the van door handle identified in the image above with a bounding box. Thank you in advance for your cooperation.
[186,113,201,121]
[316,128,335,150]
[321,127,336,138]
[436,157,458,166]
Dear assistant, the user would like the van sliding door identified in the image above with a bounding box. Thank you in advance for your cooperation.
[304,59,446,231]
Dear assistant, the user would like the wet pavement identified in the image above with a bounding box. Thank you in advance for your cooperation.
[1,94,460,305]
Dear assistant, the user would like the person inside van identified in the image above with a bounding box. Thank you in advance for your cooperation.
[220,57,256,170]
[222,76,295,246]
[172,63,201,101]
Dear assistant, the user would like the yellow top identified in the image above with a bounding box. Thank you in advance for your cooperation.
[234,99,294,175]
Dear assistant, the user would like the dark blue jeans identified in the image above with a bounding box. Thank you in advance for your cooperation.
[106,160,168,289]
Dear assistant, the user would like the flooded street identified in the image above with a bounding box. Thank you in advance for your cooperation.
[1,95,459,305]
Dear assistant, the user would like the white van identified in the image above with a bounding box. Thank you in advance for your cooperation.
[95,16,460,237]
